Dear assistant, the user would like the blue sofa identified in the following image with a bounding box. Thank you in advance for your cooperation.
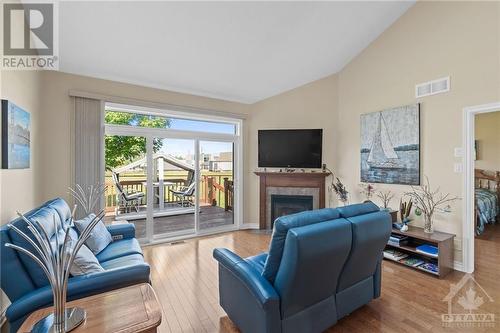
[0,198,150,333]
[213,202,391,333]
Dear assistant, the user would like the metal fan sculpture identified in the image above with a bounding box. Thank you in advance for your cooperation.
[5,184,106,333]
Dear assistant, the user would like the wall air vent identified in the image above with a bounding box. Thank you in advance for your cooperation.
[415,76,450,98]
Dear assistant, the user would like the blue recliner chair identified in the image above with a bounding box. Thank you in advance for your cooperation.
[0,198,150,333]
[213,202,391,333]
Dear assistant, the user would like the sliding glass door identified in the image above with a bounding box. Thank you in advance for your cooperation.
[104,104,241,244]
[152,137,196,239]
[104,134,149,241]
[198,141,234,231]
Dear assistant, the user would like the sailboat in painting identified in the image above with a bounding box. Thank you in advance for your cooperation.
[367,112,404,170]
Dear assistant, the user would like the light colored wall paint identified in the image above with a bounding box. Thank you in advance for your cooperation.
[244,2,500,245]
[245,75,338,225]
[0,1,498,272]
[475,112,500,171]
[336,1,500,262]
[38,71,250,210]
[0,71,43,224]
[0,70,42,318]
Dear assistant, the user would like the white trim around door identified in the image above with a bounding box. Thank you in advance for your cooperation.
[462,101,500,273]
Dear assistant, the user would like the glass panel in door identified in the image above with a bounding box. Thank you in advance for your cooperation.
[152,138,196,239]
[198,141,234,231]
[104,134,148,240]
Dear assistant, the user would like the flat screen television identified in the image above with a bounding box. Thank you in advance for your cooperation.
[258,129,323,168]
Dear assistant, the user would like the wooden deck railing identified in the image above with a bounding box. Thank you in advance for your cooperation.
[105,173,233,212]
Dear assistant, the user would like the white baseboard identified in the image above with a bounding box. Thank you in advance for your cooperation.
[454,260,465,272]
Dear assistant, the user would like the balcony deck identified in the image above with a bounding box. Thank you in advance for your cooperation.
[106,205,233,239]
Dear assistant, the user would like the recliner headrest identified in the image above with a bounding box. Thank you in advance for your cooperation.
[337,201,380,218]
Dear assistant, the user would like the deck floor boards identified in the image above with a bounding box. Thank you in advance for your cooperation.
[108,206,233,239]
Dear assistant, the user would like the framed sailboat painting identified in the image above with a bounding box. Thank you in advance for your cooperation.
[360,104,420,185]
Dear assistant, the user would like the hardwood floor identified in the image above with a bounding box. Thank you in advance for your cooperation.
[142,228,500,333]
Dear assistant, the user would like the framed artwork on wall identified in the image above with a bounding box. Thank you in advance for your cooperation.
[1,100,31,169]
[360,103,420,185]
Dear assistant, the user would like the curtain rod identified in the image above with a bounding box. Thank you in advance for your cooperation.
[68,89,248,120]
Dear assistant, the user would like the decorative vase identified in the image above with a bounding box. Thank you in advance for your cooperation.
[6,211,105,333]
[340,199,349,206]
[424,214,434,233]
[400,224,409,232]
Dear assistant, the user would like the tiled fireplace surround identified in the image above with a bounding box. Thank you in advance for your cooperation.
[266,187,318,229]
[255,172,330,229]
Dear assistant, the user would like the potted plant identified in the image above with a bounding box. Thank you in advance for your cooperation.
[359,183,375,202]
[330,177,349,206]
[375,190,395,211]
[405,177,459,233]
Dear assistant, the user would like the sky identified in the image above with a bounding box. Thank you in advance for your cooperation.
[159,138,233,158]
[107,110,235,157]
[159,119,234,156]
[169,118,235,134]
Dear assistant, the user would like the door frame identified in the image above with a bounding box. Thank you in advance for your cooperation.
[104,104,243,244]
[462,101,500,273]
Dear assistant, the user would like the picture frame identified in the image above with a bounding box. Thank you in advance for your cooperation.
[360,103,420,185]
[2,100,31,169]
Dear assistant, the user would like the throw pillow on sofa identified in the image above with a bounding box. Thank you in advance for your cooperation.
[69,243,105,276]
[74,213,113,255]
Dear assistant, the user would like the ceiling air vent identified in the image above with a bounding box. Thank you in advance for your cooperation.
[415,76,450,98]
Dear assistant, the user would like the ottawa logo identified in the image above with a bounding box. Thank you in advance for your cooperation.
[442,274,495,328]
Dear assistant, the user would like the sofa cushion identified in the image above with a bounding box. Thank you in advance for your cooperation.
[96,238,142,263]
[0,228,36,302]
[8,198,73,288]
[337,201,379,218]
[74,213,113,255]
[246,252,268,274]
[100,253,146,270]
[262,208,340,283]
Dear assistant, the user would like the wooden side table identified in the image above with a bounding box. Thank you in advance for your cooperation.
[385,225,455,278]
[19,284,161,333]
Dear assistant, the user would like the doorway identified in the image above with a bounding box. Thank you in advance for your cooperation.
[103,103,242,244]
[462,102,500,273]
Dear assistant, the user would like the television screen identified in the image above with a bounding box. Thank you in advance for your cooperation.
[258,129,323,168]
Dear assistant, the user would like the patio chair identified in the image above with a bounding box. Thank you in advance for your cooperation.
[169,181,196,207]
[111,171,145,213]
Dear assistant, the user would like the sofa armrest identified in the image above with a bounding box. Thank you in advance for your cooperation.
[373,254,383,298]
[106,223,136,240]
[6,263,150,323]
[213,248,279,307]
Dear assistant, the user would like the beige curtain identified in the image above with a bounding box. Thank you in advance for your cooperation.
[74,97,104,218]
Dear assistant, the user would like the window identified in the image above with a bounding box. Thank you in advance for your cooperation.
[105,110,236,134]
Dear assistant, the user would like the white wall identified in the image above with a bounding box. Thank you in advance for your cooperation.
[245,74,338,225]
[0,71,43,223]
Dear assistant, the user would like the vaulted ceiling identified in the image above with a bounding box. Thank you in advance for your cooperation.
[59,1,415,103]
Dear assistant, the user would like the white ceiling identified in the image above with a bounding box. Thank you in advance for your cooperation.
[59,1,415,104]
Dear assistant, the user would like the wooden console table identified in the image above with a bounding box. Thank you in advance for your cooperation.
[19,284,162,333]
[384,225,455,278]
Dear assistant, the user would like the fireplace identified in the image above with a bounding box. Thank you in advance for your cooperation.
[271,194,313,228]
[254,171,330,229]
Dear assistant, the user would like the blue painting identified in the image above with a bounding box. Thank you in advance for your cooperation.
[360,104,420,185]
[2,100,30,169]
